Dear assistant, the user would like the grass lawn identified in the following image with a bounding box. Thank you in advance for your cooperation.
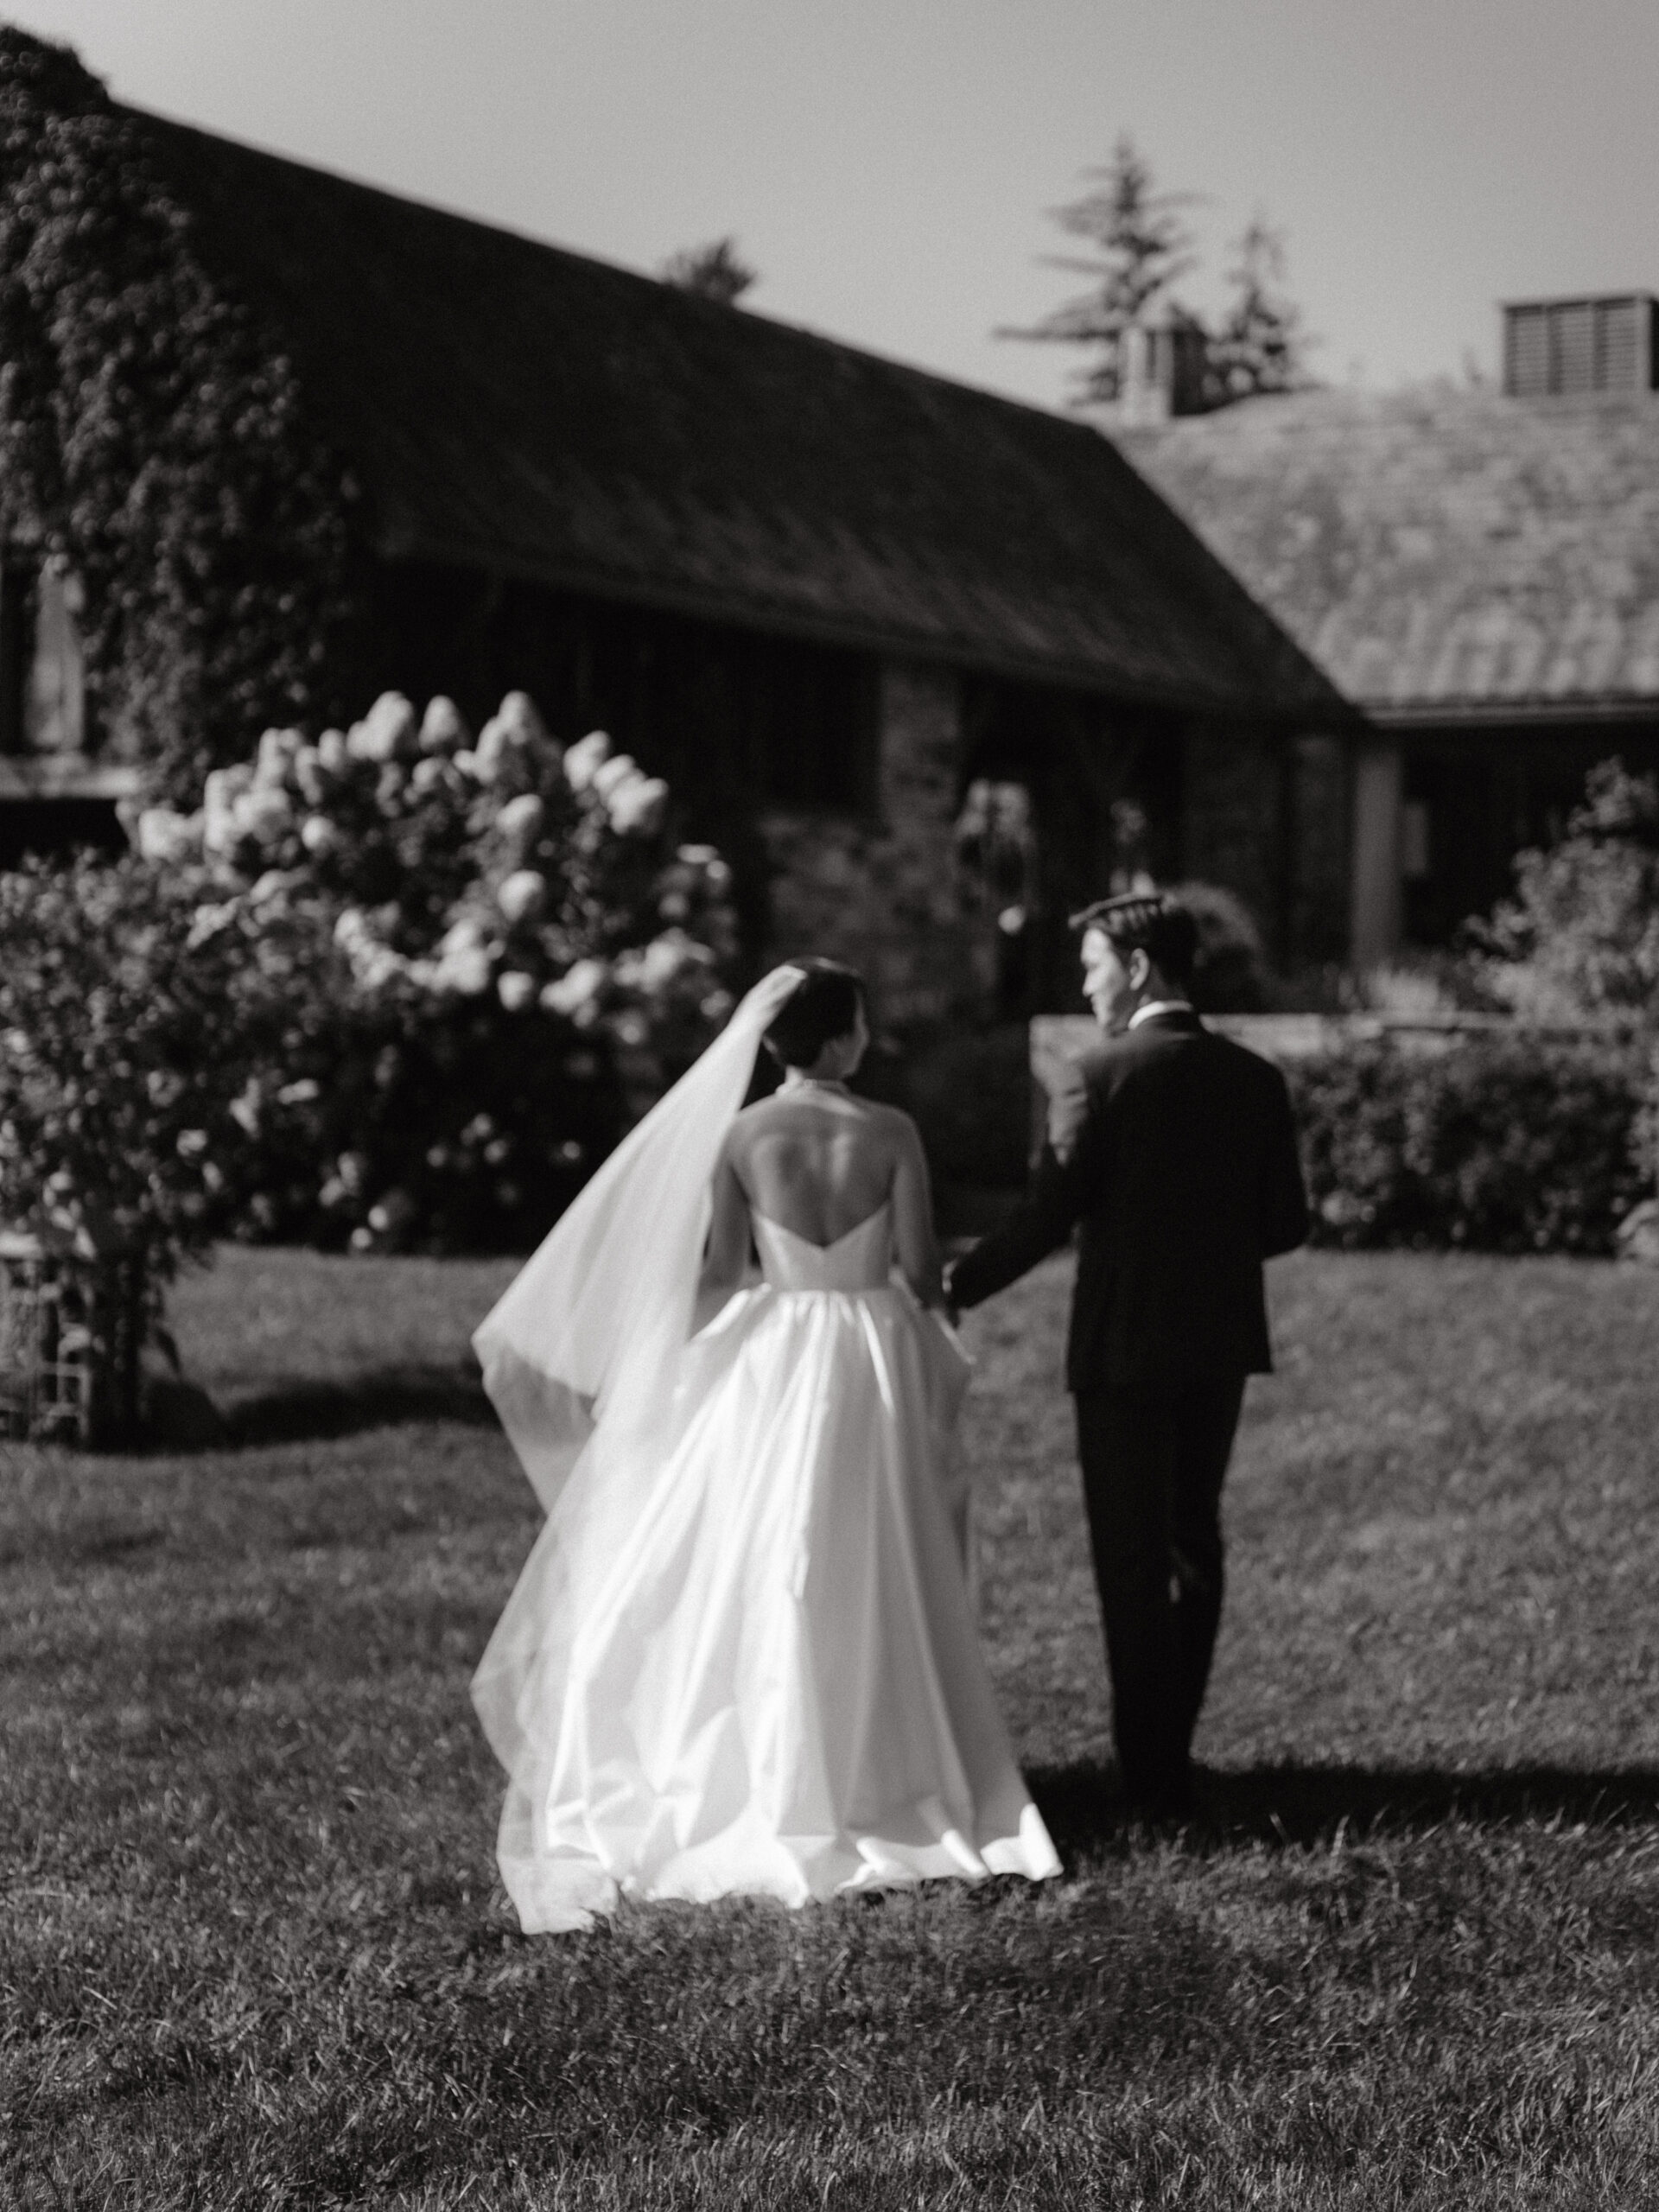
[4,1244,1659,2208]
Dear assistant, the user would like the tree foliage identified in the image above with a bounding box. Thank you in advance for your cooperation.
[1001,135,1198,404]
[660,235,756,306]
[1006,138,1311,411]
[1205,216,1308,404]
[0,28,366,798]
[1474,759,1659,1022]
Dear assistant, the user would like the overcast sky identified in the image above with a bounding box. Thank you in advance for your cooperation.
[8,0,1658,410]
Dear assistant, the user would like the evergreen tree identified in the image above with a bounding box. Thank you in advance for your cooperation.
[659,236,756,306]
[1000,136,1197,404]
[1205,216,1308,403]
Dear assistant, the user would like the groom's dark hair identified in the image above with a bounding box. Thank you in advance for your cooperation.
[764,959,866,1068]
[1070,891,1198,989]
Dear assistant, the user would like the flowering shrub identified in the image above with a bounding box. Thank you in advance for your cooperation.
[134,690,741,1250]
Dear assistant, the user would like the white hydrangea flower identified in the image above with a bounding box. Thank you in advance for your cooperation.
[637,930,698,991]
[607,773,669,836]
[419,696,470,753]
[496,691,550,748]
[294,746,328,805]
[435,944,493,996]
[439,914,488,957]
[135,807,199,865]
[233,786,292,845]
[474,709,531,783]
[497,869,547,925]
[540,957,608,1019]
[202,764,252,855]
[496,792,544,848]
[349,691,418,762]
[248,869,297,909]
[563,730,612,792]
[254,727,303,787]
[590,752,638,800]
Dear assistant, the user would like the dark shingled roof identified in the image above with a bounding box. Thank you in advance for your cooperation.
[132,111,1343,721]
[1124,385,1659,722]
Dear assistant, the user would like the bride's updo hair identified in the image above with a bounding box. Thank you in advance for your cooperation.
[764,958,866,1068]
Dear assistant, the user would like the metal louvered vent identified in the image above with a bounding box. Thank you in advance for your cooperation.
[1502,294,1658,397]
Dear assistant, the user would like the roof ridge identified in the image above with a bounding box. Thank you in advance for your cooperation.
[127,103,1109,448]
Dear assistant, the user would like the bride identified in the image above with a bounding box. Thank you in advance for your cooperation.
[471,959,1058,1932]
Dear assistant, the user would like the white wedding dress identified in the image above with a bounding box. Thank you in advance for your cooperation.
[471,972,1058,1933]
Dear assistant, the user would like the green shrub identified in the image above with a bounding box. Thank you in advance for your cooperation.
[0,852,328,1313]
[1289,1032,1653,1255]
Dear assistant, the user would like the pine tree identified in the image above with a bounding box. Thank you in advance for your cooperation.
[659,236,756,307]
[1205,216,1308,403]
[1000,137,1198,404]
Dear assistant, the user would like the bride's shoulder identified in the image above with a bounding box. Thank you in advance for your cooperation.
[855,1096,925,1153]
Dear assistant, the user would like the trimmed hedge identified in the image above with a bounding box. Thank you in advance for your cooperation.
[1288,1033,1654,1255]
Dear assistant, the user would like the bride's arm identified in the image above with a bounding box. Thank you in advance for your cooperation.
[696,1134,752,1314]
[890,1115,945,1309]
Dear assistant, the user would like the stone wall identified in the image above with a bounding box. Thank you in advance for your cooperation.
[1181,716,1352,966]
[1181,717,1287,950]
[760,658,991,1029]
[1290,734,1353,964]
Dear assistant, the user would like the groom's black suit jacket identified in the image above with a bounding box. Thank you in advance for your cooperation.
[950,1011,1308,1393]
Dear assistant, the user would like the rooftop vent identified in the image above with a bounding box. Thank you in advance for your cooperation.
[1502,293,1657,397]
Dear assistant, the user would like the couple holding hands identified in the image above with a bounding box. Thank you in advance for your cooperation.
[472,890,1306,1932]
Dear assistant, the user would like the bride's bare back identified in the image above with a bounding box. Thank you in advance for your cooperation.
[702,1083,943,1306]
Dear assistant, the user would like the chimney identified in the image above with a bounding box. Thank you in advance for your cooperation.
[1116,307,1211,426]
[1502,293,1658,397]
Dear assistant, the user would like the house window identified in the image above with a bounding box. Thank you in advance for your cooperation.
[1401,799,1431,880]
[0,556,88,757]
[27,561,86,754]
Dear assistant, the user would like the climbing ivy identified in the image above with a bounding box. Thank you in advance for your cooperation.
[0,29,367,798]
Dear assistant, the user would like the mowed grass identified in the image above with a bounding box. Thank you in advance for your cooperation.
[4,1245,1659,2209]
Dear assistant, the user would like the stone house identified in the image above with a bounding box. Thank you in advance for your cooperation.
[1125,293,1659,963]
[3,110,1356,1020]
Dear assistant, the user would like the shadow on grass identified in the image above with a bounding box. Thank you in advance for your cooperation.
[1031,1759,1659,1853]
[223,1363,496,1447]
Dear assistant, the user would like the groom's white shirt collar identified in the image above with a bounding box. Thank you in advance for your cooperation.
[1127,999,1196,1029]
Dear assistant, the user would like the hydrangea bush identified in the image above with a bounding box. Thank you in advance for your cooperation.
[135,690,740,1252]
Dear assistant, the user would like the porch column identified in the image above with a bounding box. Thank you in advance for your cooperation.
[1350,740,1402,968]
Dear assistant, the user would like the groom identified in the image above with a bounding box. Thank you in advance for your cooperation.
[944,891,1308,1817]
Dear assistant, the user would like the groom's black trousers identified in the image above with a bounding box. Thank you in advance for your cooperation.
[1074,1376,1246,1806]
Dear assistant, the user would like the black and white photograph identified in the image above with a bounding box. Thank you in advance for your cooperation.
[3,1,1657,2203]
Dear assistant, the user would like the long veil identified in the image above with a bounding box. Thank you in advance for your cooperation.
[473,962,805,1516]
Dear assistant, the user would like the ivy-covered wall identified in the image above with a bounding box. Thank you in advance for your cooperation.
[0,28,367,800]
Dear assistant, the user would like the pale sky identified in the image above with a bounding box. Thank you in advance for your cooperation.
[7,0,1658,410]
